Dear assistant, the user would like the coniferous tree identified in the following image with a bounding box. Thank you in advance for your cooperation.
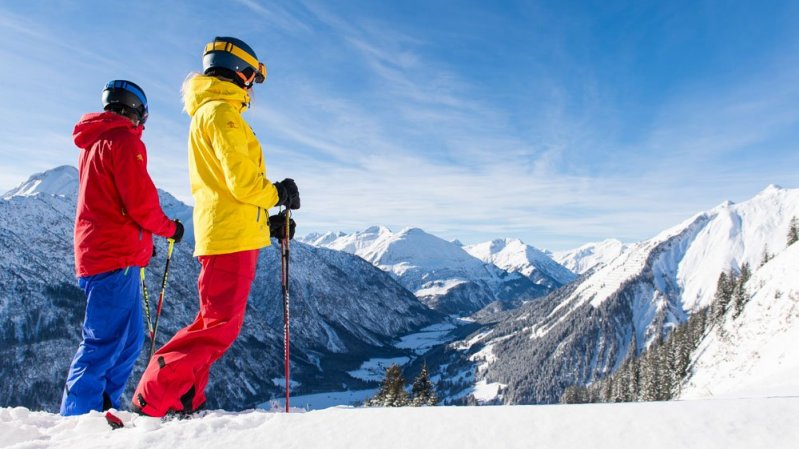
[739,262,751,285]
[367,364,409,407]
[410,364,438,406]
[760,245,772,267]
[711,272,734,324]
[726,263,751,319]
[609,372,624,403]
[654,338,672,401]
[731,275,750,319]
[599,374,613,403]
[628,334,641,400]
[669,326,691,396]
[788,217,799,246]
[639,346,660,401]
[561,385,589,404]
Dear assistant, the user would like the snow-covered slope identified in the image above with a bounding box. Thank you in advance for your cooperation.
[301,227,549,315]
[552,239,628,274]
[465,238,576,288]
[2,165,78,199]
[680,243,799,399]
[431,185,799,404]
[2,398,798,449]
[0,167,441,412]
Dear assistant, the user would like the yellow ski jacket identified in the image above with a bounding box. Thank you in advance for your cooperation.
[183,75,280,256]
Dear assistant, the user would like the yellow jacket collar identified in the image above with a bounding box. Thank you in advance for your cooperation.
[182,75,250,116]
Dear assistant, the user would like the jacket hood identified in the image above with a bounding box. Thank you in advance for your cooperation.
[182,75,250,117]
[73,112,142,149]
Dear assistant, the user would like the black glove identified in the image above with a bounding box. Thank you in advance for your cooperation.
[269,210,296,240]
[273,178,301,210]
[170,219,184,243]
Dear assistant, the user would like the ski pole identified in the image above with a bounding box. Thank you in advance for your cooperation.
[149,237,175,360]
[141,268,154,336]
[280,208,291,413]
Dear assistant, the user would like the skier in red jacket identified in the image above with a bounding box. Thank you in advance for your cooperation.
[60,80,184,416]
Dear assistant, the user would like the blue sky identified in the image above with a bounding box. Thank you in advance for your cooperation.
[1,0,798,250]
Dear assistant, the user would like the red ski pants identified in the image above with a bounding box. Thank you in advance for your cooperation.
[132,249,258,417]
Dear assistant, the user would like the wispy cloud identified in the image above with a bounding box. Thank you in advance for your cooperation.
[232,0,314,34]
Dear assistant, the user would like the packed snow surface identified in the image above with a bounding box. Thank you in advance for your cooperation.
[2,398,797,449]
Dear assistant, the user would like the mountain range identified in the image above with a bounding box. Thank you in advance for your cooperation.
[299,227,573,315]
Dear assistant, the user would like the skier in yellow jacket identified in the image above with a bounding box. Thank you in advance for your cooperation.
[132,37,300,417]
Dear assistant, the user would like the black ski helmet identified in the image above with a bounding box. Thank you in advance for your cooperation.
[202,36,266,88]
[101,80,149,125]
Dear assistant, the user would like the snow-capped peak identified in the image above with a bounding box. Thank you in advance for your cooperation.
[300,231,348,247]
[758,183,784,194]
[3,165,78,199]
[317,225,394,255]
[552,238,629,275]
[464,238,576,287]
[299,225,550,315]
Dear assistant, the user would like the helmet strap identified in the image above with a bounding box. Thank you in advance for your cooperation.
[236,71,256,88]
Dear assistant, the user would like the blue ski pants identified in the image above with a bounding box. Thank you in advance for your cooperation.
[60,267,145,416]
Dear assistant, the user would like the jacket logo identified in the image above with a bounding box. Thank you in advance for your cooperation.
[136,154,144,162]
[227,121,238,129]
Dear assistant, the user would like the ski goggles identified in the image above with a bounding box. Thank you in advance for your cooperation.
[203,41,267,87]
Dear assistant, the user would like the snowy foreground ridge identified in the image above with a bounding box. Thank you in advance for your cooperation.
[2,398,798,449]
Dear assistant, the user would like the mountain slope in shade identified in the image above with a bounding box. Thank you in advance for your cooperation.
[2,165,78,199]
[465,238,576,288]
[0,167,441,412]
[680,242,799,399]
[301,227,550,315]
[552,238,629,275]
[430,185,799,404]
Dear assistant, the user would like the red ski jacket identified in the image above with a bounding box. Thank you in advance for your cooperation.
[73,112,176,277]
